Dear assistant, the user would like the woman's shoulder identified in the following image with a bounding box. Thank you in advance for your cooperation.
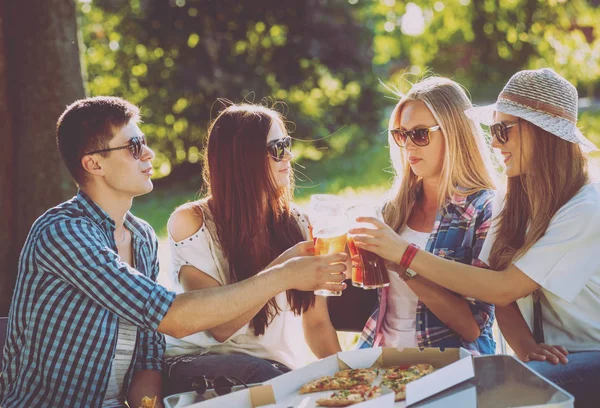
[556,182,600,221]
[168,201,205,242]
[467,188,495,205]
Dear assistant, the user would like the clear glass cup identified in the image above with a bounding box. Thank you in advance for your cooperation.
[346,205,390,290]
[308,194,347,297]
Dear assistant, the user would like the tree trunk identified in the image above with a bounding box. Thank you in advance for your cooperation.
[0,0,84,315]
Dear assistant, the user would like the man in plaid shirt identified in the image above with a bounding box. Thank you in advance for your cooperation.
[0,97,346,407]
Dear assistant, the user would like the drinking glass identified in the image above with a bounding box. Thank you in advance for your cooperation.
[346,205,390,290]
[308,194,347,297]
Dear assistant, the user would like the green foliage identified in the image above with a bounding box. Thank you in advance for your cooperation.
[356,0,600,100]
[79,0,384,178]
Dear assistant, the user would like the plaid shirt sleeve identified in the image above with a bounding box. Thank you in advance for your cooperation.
[35,218,175,333]
[134,232,168,372]
[465,194,495,331]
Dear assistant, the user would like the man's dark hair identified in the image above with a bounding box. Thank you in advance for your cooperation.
[56,96,140,186]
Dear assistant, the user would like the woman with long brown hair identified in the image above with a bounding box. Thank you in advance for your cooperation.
[351,69,600,406]
[163,104,345,395]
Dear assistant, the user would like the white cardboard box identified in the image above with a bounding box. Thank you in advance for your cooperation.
[185,347,475,408]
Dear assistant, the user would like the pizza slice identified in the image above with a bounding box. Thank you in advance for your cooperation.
[299,375,371,394]
[316,385,381,407]
[334,367,379,382]
[381,378,408,401]
[384,364,435,381]
[139,396,157,408]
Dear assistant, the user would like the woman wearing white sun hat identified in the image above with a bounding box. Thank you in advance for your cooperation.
[349,68,600,407]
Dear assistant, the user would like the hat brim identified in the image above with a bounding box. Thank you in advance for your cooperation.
[465,102,599,153]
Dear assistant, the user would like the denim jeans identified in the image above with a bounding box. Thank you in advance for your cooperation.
[527,351,600,408]
[163,353,291,396]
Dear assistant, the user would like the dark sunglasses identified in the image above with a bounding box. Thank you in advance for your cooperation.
[190,375,248,396]
[83,135,147,160]
[390,125,440,147]
[490,121,518,144]
[267,136,292,162]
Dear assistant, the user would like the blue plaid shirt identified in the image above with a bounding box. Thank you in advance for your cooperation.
[357,189,496,355]
[0,191,176,407]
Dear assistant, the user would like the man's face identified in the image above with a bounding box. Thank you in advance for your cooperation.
[99,120,155,198]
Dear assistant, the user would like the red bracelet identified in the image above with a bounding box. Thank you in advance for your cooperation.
[399,243,419,269]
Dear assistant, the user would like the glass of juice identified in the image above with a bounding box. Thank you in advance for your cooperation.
[308,194,347,296]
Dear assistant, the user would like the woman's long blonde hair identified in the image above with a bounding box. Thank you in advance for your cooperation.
[383,77,497,232]
[488,121,588,270]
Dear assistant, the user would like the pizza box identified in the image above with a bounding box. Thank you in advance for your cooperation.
[182,347,475,408]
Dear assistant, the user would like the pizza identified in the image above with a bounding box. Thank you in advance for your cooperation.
[299,375,372,394]
[381,364,436,401]
[384,364,435,380]
[139,396,157,408]
[316,385,381,407]
[334,368,379,382]
[381,378,408,401]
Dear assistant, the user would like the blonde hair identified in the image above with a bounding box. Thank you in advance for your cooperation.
[488,121,589,270]
[383,77,497,232]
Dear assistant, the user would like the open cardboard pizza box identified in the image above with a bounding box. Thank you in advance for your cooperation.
[186,347,475,408]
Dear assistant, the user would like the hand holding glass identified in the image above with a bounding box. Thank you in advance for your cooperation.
[346,205,390,290]
[308,195,347,297]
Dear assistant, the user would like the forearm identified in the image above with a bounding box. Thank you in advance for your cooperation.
[305,322,342,358]
[159,268,288,338]
[410,250,515,305]
[127,370,164,408]
[496,302,537,360]
[209,304,264,342]
[407,277,481,343]
[303,298,342,358]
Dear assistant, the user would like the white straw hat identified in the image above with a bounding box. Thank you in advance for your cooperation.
[465,68,598,153]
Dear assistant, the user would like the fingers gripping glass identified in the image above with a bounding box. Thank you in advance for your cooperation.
[191,375,248,396]
[390,125,440,147]
[490,121,517,144]
[267,136,292,162]
[82,135,147,160]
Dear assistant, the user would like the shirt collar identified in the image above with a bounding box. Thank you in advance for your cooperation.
[446,188,470,207]
[75,190,146,242]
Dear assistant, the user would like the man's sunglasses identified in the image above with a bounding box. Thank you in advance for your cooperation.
[490,121,518,144]
[390,125,440,147]
[267,136,292,162]
[82,135,147,160]
[190,375,248,396]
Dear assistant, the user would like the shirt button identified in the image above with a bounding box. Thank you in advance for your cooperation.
[418,320,423,325]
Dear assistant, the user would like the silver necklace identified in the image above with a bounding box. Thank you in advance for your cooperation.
[115,228,126,246]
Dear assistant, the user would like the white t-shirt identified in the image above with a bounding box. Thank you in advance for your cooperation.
[381,226,431,348]
[102,320,137,407]
[480,183,600,351]
[165,203,310,369]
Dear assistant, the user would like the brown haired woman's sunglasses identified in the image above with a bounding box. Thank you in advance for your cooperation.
[267,136,292,162]
[490,121,518,144]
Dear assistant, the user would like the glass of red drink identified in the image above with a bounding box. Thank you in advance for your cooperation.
[346,205,390,290]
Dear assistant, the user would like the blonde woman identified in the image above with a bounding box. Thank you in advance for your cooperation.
[357,77,498,354]
[352,69,599,406]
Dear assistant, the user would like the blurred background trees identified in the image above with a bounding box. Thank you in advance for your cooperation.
[79,0,600,183]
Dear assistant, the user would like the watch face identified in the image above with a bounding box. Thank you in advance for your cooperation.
[406,268,417,277]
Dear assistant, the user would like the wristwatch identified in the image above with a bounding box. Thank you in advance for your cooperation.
[399,243,420,281]
[401,267,417,281]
